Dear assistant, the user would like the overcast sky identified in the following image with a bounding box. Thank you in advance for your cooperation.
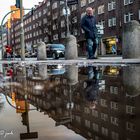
[0,0,42,23]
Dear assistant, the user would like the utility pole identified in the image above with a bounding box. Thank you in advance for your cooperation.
[19,0,25,60]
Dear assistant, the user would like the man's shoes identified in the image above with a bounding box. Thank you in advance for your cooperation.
[89,56,98,59]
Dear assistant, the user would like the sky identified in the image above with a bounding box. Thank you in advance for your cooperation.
[0,0,42,24]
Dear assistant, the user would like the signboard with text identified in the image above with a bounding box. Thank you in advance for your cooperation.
[67,0,78,5]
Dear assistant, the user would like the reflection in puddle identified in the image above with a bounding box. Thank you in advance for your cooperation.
[0,63,140,140]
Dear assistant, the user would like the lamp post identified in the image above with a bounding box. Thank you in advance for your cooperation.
[19,0,25,61]
[65,0,70,36]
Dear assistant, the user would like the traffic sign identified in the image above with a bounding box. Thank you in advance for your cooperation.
[96,24,104,35]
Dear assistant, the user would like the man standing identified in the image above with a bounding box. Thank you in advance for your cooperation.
[81,7,98,59]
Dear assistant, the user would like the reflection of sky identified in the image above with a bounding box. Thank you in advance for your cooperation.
[0,97,85,140]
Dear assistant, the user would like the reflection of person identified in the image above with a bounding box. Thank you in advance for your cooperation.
[84,79,99,109]
[81,7,98,59]
[83,66,99,109]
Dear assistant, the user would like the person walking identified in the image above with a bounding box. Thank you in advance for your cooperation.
[81,7,98,59]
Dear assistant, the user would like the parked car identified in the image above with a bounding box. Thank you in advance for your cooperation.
[46,44,65,59]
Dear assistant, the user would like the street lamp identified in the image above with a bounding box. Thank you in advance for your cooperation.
[19,0,25,61]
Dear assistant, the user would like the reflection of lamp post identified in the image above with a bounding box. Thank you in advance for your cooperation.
[20,100,38,139]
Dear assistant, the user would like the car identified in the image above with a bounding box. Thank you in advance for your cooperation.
[46,44,65,59]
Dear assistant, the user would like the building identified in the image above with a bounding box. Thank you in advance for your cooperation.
[9,0,140,56]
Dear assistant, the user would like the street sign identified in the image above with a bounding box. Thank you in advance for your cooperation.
[96,24,104,35]
[67,0,78,5]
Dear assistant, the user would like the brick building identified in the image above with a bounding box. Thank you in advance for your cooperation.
[10,0,140,56]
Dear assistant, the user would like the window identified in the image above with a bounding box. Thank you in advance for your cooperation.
[111,131,119,140]
[43,9,47,14]
[72,16,77,23]
[52,2,57,9]
[101,113,108,121]
[108,17,116,27]
[73,29,78,36]
[47,1,50,7]
[60,1,64,5]
[124,0,133,5]
[39,11,42,17]
[61,32,66,38]
[52,13,58,20]
[98,5,104,15]
[98,20,105,28]
[124,13,133,23]
[126,105,135,114]
[101,127,108,136]
[110,86,118,94]
[53,24,57,30]
[108,0,116,11]
[53,34,58,41]
[126,122,135,132]
[43,18,47,24]
[93,123,99,132]
[61,20,65,28]
[71,5,77,11]
[111,116,119,126]
[75,116,81,123]
[85,120,91,128]
[111,101,118,110]
[88,0,95,4]
[81,0,87,7]
[92,110,98,117]
[100,99,107,107]
[84,107,90,114]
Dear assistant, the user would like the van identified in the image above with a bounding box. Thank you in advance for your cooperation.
[46,44,65,59]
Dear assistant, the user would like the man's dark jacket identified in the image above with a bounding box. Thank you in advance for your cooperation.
[81,15,97,39]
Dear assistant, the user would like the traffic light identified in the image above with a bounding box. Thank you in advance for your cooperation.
[5,45,12,54]
[15,0,20,8]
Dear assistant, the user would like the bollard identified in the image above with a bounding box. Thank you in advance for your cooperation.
[66,65,78,85]
[122,20,140,59]
[123,66,140,97]
[65,35,78,59]
[37,42,47,60]
[38,64,48,80]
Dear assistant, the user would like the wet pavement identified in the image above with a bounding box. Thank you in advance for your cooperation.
[0,61,140,140]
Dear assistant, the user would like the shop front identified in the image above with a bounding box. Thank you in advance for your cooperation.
[102,37,118,55]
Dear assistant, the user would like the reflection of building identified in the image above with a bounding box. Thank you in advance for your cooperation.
[12,65,140,140]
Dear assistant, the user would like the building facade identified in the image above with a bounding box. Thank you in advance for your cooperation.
[9,0,140,56]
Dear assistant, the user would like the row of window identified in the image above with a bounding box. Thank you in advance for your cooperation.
[74,114,135,138]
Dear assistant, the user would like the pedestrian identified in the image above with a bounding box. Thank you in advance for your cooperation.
[81,7,98,59]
